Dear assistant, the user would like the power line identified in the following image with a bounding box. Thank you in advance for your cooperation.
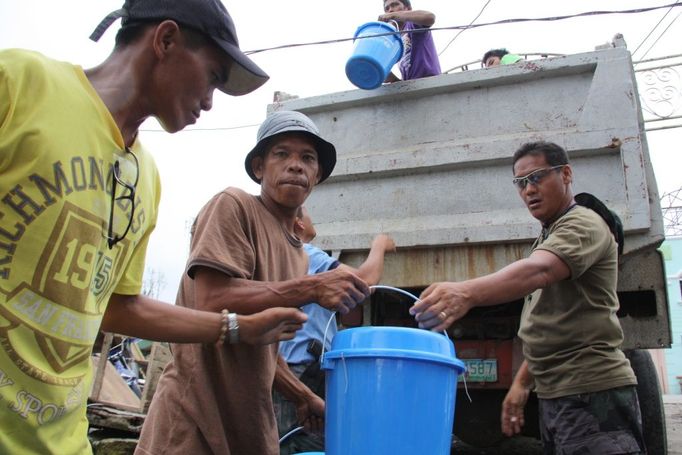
[140,123,259,133]
[632,4,675,57]
[142,3,682,135]
[637,10,682,61]
[438,0,493,57]
[661,187,682,236]
[245,2,682,56]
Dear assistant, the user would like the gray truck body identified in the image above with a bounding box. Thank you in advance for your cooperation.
[273,44,670,350]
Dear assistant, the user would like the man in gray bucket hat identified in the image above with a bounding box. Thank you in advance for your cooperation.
[137,111,369,455]
[0,1,312,454]
[244,110,337,183]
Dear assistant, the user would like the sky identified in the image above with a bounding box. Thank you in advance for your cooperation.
[2,0,681,301]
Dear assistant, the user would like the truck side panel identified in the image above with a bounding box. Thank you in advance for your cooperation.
[275,45,670,349]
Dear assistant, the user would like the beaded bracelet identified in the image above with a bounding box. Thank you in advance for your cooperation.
[217,309,229,345]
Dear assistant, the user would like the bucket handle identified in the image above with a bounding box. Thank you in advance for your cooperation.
[367,285,449,339]
[321,285,449,364]
[356,20,401,42]
[319,285,472,403]
[279,425,305,445]
[387,20,403,44]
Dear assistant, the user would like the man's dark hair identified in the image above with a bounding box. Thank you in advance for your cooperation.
[115,21,154,47]
[384,0,412,9]
[513,141,570,168]
[482,48,509,64]
[114,21,212,50]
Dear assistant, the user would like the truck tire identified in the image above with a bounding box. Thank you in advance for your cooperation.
[625,349,668,455]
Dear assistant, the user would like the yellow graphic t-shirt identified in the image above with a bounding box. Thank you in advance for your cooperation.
[0,49,161,454]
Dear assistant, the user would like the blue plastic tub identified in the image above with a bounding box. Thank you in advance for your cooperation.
[345,21,404,90]
[321,326,466,455]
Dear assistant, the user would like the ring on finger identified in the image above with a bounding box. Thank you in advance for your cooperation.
[439,311,447,320]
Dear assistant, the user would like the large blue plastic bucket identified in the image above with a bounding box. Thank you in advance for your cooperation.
[321,326,466,454]
[345,21,404,90]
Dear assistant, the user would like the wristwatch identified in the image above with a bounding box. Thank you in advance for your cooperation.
[228,312,239,344]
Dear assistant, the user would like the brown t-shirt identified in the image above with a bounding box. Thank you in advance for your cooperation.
[136,188,307,455]
[518,205,636,399]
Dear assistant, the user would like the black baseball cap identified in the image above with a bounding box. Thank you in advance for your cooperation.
[245,111,337,184]
[89,0,269,96]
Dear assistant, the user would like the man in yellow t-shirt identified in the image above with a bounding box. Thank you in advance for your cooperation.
[0,1,308,453]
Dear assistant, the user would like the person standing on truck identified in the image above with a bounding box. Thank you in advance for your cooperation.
[482,48,523,67]
[410,141,646,454]
[379,0,441,82]
[0,1,310,453]
[276,205,396,454]
[136,111,372,455]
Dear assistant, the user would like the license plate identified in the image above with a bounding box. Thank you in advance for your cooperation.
[460,359,498,382]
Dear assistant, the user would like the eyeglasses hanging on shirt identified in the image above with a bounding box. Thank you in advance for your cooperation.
[107,148,139,249]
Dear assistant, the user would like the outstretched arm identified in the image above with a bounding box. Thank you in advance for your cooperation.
[102,293,307,345]
[411,249,570,331]
[192,265,370,315]
[340,234,396,286]
[379,10,436,27]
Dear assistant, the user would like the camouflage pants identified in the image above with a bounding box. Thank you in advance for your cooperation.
[539,385,645,454]
[273,364,325,455]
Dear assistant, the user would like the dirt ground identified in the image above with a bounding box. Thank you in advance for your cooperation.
[451,435,542,454]
[91,395,682,454]
[666,394,682,455]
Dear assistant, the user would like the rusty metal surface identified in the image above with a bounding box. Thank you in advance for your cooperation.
[341,243,530,287]
[618,249,672,348]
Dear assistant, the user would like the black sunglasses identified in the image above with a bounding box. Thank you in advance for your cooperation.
[512,165,565,190]
[107,148,139,248]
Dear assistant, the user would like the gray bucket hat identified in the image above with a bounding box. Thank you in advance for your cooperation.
[89,0,269,96]
[245,111,337,184]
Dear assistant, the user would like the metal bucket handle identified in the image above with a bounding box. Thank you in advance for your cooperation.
[320,285,449,365]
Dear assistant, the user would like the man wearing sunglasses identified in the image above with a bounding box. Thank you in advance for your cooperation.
[0,1,308,454]
[410,141,644,454]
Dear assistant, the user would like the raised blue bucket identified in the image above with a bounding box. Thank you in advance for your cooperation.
[345,21,404,90]
[321,326,466,455]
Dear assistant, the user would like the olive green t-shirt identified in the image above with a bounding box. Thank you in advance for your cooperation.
[518,205,636,399]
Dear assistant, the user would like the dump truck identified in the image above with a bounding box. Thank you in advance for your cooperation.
[271,38,670,453]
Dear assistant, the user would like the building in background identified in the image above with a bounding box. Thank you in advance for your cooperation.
[661,237,682,394]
